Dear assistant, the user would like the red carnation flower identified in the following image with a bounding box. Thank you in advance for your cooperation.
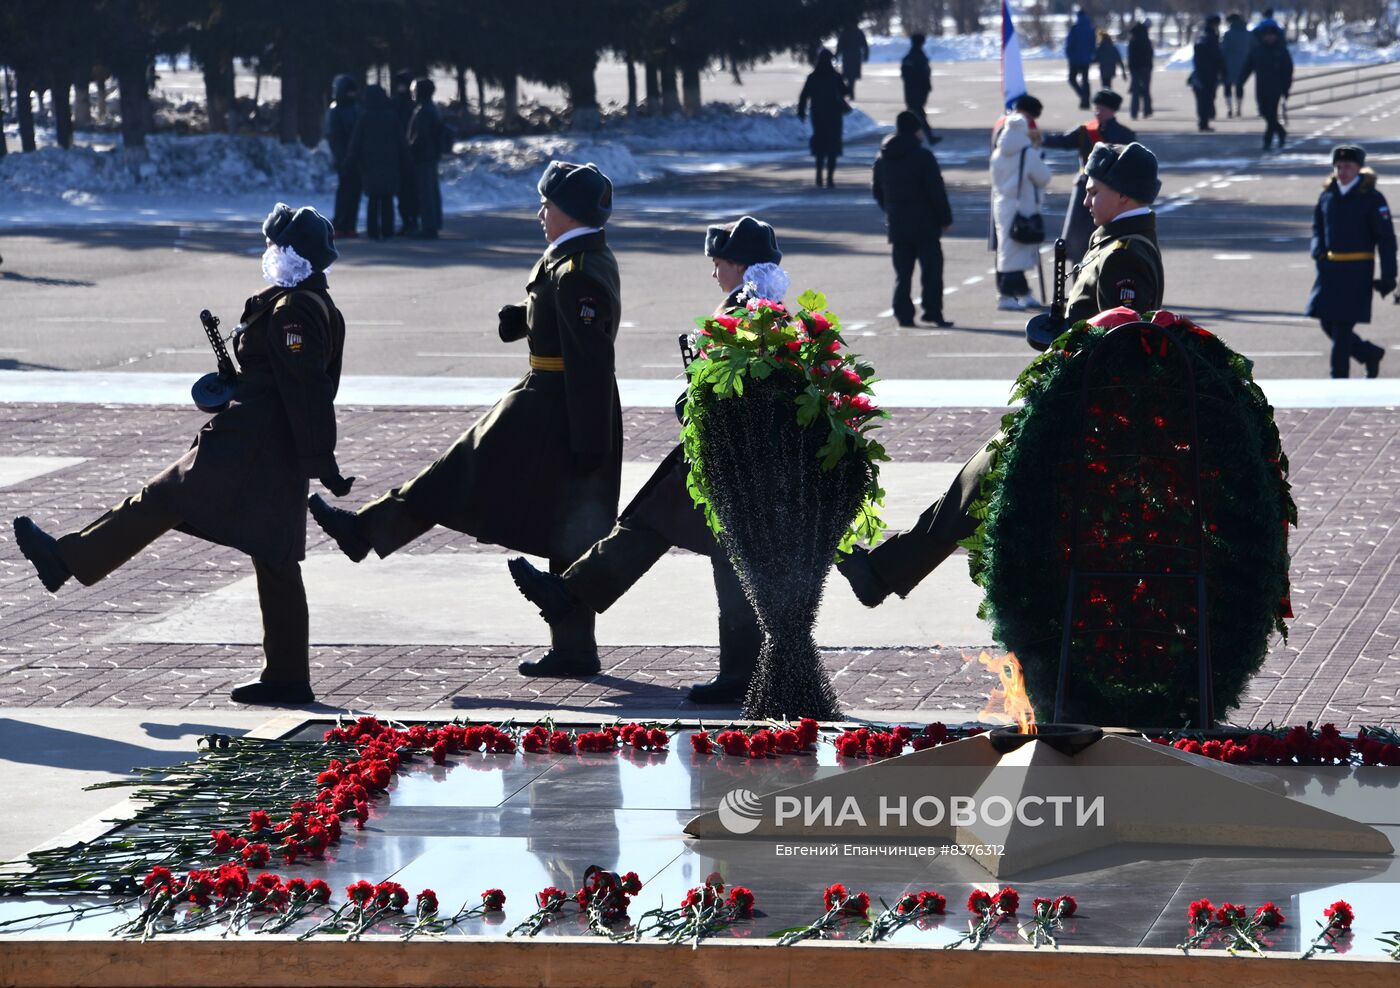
[1187,898,1214,925]
[994,887,1019,915]
[142,866,175,893]
[823,883,848,911]
[727,886,755,915]
[620,871,643,895]
[481,888,506,911]
[307,879,332,904]
[241,842,271,867]
[1054,895,1077,918]
[416,889,440,915]
[1253,902,1284,928]
[247,810,272,832]
[537,886,567,911]
[968,889,994,914]
[690,731,714,753]
[346,880,376,905]
[1324,899,1353,931]
[1216,902,1247,925]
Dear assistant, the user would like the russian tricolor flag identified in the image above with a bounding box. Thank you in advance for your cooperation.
[1001,0,1027,108]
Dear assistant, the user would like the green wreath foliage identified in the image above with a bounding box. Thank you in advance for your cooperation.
[961,313,1297,727]
[681,289,887,553]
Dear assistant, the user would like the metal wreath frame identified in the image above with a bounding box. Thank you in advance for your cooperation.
[1051,320,1216,728]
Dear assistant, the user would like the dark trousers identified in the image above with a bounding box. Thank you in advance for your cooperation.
[996,270,1030,297]
[1129,69,1153,117]
[902,89,933,139]
[1194,82,1217,128]
[397,167,419,231]
[891,237,944,322]
[1068,62,1091,106]
[867,441,995,597]
[1320,320,1384,378]
[1260,96,1286,147]
[354,489,597,652]
[1099,67,1115,89]
[1225,81,1244,109]
[415,160,442,235]
[560,517,762,667]
[332,169,361,234]
[366,194,395,239]
[54,488,309,683]
[814,155,837,186]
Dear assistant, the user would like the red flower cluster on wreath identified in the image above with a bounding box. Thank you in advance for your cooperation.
[823,883,871,917]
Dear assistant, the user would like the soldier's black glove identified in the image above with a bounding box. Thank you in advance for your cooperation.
[498,304,528,343]
[319,470,355,497]
[1375,278,1397,298]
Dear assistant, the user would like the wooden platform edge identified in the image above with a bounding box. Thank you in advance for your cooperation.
[0,936,1395,988]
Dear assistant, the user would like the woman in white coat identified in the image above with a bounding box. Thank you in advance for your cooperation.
[991,95,1052,311]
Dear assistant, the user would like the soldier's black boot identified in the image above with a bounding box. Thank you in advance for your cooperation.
[229,680,316,705]
[308,494,370,563]
[836,544,890,608]
[507,556,584,625]
[517,648,601,678]
[13,517,71,593]
[689,564,760,704]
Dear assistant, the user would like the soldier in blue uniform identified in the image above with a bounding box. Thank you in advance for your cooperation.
[1041,89,1136,263]
[1307,145,1397,378]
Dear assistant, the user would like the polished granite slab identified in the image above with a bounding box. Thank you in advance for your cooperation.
[2,727,1398,955]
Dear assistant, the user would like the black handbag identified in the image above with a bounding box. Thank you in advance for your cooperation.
[1009,148,1045,245]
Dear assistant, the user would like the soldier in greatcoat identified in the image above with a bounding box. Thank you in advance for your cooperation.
[508,217,785,702]
[1307,144,1396,379]
[309,161,622,677]
[837,143,1164,606]
[13,205,349,705]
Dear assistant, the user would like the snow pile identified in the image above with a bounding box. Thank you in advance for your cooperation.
[866,31,1057,63]
[1165,35,1400,69]
[2,103,877,219]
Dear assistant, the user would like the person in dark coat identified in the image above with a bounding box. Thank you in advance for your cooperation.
[1240,24,1293,150]
[873,110,954,328]
[1127,20,1154,119]
[13,205,349,706]
[324,74,360,237]
[837,22,869,98]
[309,162,622,678]
[392,70,419,236]
[836,142,1165,608]
[407,78,446,239]
[1191,15,1224,132]
[1221,12,1252,117]
[798,50,850,188]
[508,218,784,703]
[1041,88,1136,264]
[900,34,935,141]
[1065,10,1096,109]
[347,84,408,241]
[1095,30,1124,89]
[1306,145,1397,378]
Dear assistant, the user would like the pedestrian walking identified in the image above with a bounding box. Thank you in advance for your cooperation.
[508,218,781,703]
[873,110,954,327]
[1222,12,1251,117]
[798,50,851,189]
[13,205,348,706]
[1095,30,1125,90]
[309,162,622,679]
[392,70,420,236]
[837,142,1165,608]
[836,21,869,99]
[900,33,935,141]
[1127,20,1154,119]
[1240,23,1293,150]
[347,84,409,241]
[1042,88,1136,264]
[991,95,1052,311]
[324,74,360,238]
[1065,10,1096,109]
[1306,145,1396,378]
[1191,15,1224,132]
[407,78,447,239]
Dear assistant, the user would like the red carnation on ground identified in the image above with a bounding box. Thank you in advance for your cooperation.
[1216,902,1247,924]
[727,886,755,915]
[374,881,409,910]
[346,880,376,905]
[537,886,568,911]
[796,718,820,748]
[241,842,272,867]
[968,889,994,913]
[416,889,439,915]
[993,887,1019,915]
[247,810,272,832]
[307,879,332,904]
[1254,902,1284,928]
[1054,895,1077,918]
[481,888,506,911]
[690,730,714,753]
[823,883,848,911]
[1187,898,1214,924]
[1324,899,1353,931]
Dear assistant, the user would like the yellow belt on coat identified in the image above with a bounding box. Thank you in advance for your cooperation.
[1326,251,1374,262]
[529,353,565,371]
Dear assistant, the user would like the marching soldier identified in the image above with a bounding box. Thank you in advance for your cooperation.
[837,142,1164,606]
[309,161,622,677]
[13,204,349,705]
[508,217,783,701]
[1306,144,1396,378]
[1042,89,1136,264]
